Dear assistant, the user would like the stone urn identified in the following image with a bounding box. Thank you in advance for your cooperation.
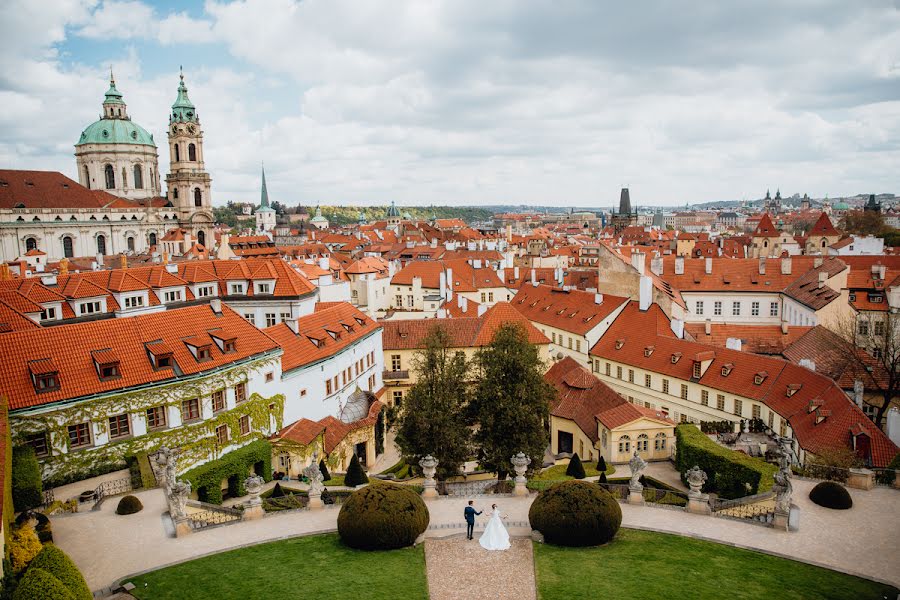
[511,452,531,496]
[420,455,439,499]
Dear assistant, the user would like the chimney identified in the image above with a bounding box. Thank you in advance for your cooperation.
[650,255,663,276]
[704,257,712,274]
[781,256,792,275]
[594,293,603,305]
[758,256,766,275]
[813,256,823,268]
[818,272,827,289]
[210,298,222,315]
[531,268,536,284]
[0,263,9,281]
[674,256,685,275]
[461,296,468,313]
[513,266,520,280]
[781,320,788,334]
[704,319,711,335]
[284,318,299,334]
[639,275,652,311]
[446,268,453,301]
[671,318,684,339]
[477,303,488,317]
[457,294,463,308]
[853,380,864,408]
[59,258,69,276]
[878,264,886,280]
[162,251,169,264]
[439,271,447,299]
[506,224,512,243]
[474,259,482,269]
[725,337,742,351]
[631,251,645,275]
[96,253,104,267]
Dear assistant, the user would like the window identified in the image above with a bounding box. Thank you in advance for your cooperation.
[637,434,649,452]
[770,302,778,317]
[149,232,157,246]
[654,432,667,451]
[104,164,115,189]
[97,235,107,256]
[551,332,557,344]
[68,423,91,448]
[300,389,307,397]
[768,411,775,428]
[108,414,130,438]
[223,339,236,353]
[616,366,622,379]
[751,301,759,316]
[395,295,402,306]
[628,369,634,383]
[618,435,631,453]
[732,301,740,316]
[25,433,49,458]
[680,383,688,399]
[244,313,255,325]
[197,346,212,362]
[576,339,581,352]
[133,164,143,189]
[40,307,56,321]
[695,301,704,315]
[692,361,701,378]
[391,355,402,371]
[488,292,494,302]
[155,354,172,369]
[231,284,245,294]
[194,188,202,207]
[717,394,725,411]
[239,415,250,436]
[211,390,225,413]
[25,237,37,252]
[858,321,868,336]
[714,301,722,316]
[79,301,101,315]
[164,290,182,303]
[752,405,761,420]
[481,292,486,303]
[127,236,135,252]
[280,312,290,321]
[63,236,74,258]
[874,321,885,336]
[83,165,91,189]
[605,362,611,376]
[147,406,167,430]
[568,337,573,350]
[174,144,180,162]
[188,143,197,162]
[392,390,403,406]
[662,379,670,394]
[265,313,276,327]
[779,420,787,436]
[196,286,214,298]
[99,362,120,380]
[181,398,200,422]
[124,295,144,309]
[235,382,247,404]
[701,390,709,406]
[326,379,332,395]
[216,424,229,446]
[733,398,743,417]
[407,295,414,307]
[265,372,274,383]
[645,373,651,388]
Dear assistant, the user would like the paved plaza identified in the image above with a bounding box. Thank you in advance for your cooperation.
[50,477,900,595]
[425,537,536,600]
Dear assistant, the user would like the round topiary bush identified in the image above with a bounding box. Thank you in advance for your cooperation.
[809,480,853,510]
[529,480,622,547]
[337,481,429,550]
[27,545,91,600]
[12,567,74,600]
[116,495,143,515]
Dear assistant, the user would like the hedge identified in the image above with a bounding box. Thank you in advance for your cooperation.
[674,425,776,499]
[116,495,143,515]
[12,446,43,512]
[26,545,91,600]
[565,454,585,479]
[12,568,73,600]
[809,481,853,510]
[337,482,429,549]
[529,480,621,546]
[182,440,272,505]
[14,512,52,544]
[9,524,41,573]
[318,459,331,482]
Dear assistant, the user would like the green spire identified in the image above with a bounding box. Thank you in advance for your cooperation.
[171,66,198,123]
[103,67,125,105]
[260,165,269,208]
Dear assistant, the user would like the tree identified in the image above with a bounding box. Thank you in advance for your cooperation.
[318,459,331,482]
[213,206,239,230]
[839,210,888,237]
[394,325,472,480]
[566,453,586,479]
[344,453,369,487]
[470,323,554,480]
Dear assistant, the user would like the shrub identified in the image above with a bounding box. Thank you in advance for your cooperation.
[9,524,42,573]
[319,459,331,482]
[344,454,369,487]
[337,481,429,550]
[27,545,91,600]
[809,481,853,510]
[12,568,74,600]
[674,424,776,499]
[529,480,621,547]
[15,511,52,543]
[12,446,43,512]
[116,495,143,515]
[598,472,607,484]
[597,456,607,473]
[565,454,585,479]
[182,440,272,505]
[270,482,285,498]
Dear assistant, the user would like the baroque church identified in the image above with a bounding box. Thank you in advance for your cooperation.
[0,70,213,263]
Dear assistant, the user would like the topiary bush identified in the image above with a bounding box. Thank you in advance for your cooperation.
[809,480,853,510]
[319,459,331,482]
[27,545,91,600]
[116,495,143,515]
[344,454,369,487]
[12,446,43,513]
[529,480,622,547]
[565,453,585,479]
[270,482,285,498]
[598,472,607,484]
[9,524,42,573]
[597,456,607,473]
[12,567,74,600]
[337,481,429,550]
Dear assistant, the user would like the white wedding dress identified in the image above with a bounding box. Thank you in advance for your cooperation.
[479,508,511,551]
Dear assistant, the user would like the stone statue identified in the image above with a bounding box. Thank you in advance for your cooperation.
[628,450,647,489]
[772,435,794,514]
[511,452,531,484]
[686,465,707,497]
[153,446,179,491]
[303,451,325,496]
[245,474,264,507]
[169,479,191,519]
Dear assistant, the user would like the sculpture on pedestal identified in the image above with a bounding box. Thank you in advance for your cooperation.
[419,455,439,498]
[169,480,191,519]
[303,451,325,496]
[772,436,794,514]
[628,450,647,490]
[511,453,531,484]
[245,474,264,507]
[686,465,707,498]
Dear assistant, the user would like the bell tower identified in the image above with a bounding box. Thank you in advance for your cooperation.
[165,68,213,242]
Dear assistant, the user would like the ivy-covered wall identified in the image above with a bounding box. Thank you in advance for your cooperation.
[182,439,273,505]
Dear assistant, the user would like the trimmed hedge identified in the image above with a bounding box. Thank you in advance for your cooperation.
[337,482,429,550]
[674,425,776,499]
[319,459,331,482]
[344,454,369,487]
[565,454,585,479]
[529,480,621,547]
[116,495,143,515]
[12,446,43,513]
[27,545,91,600]
[12,567,73,600]
[597,456,607,473]
[182,440,272,505]
[809,481,853,510]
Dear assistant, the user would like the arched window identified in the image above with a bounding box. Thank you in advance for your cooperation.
[194,188,202,207]
[149,232,157,246]
[618,435,631,454]
[197,230,206,247]
[97,235,107,256]
[188,143,196,162]
[104,164,115,189]
[149,167,154,190]
[83,165,90,189]
[821,239,827,248]
[637,433,649,452]
[122,167,127,190]
[173,188,178,199]
[763,240,768,248]
[25,238,37,252]
[63,236,74,258]
[127,237,135,252]
[133,165,143,189]
[174,144,180,162]
[654,432,667,451]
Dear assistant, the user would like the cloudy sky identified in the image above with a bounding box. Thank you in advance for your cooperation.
[1,1,898,208]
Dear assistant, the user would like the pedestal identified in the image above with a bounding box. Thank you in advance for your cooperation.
[174,516,193,537]
[243,504,265,520]
[628,486,644,505]
[772,509,789,531]
[513,482,528,497]
[686,494,710,515]
[422,482,438,499]
[846,468,875,490]
[308,492,323,509]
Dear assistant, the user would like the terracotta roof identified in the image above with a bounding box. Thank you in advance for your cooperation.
[782,258,846,310]
[390,259,505,292]
[274,399,383,453]
[0,304,280,411]
[510,284,628,335]
[782,326,888,390]
[684,323,812,355]
[753,213,781,237]
[0,170,123,209]
[808,212,840,237]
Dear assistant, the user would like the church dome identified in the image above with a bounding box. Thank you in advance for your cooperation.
[77,118,156,147]
[386,200,400,217]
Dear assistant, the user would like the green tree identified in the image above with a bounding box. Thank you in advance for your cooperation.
[213,206,239,230]
[470,323,554,480]
[394,325,472,480]
[12,446,42,512]
[839,210,887,236]
[597,456,607,473]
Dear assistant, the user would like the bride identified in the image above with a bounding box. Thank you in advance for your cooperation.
[479,503,510,551]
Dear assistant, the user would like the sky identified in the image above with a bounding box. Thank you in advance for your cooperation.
[0,1,898,208]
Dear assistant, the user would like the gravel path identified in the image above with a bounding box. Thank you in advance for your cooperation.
[424,537,536,600]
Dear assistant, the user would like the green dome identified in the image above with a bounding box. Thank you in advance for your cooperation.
[386,200,400,217]
[76,118,156,147]
[833,201,850,210]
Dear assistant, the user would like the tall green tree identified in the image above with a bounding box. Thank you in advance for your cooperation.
[394,325,472,480]
[470,323,554,479]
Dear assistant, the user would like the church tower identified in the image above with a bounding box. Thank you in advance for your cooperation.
[165,69,213,245]
[256,166,276,233]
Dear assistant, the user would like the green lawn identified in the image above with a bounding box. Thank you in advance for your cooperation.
[128,533,428,600]
[533,529,897,600]
[323,475,345,487]
[531,462,616,481]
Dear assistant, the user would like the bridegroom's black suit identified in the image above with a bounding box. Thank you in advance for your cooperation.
[464,506,482,540]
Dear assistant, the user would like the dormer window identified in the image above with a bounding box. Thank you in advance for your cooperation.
[786,383,801,397]
[209,330,237,354]
[230,283,245,295]
[808,398,823,413]
[197,346,212,362]
[308,336,321,348]
[753,371,768,385]
[147,341,174,370]
[156,354,172,368]
[721,363,734,377]
[256,282,272,294]
[672,352,682,364]
[692,361,701,378]
[354,316,366,326]
[644,346,655,357]
[615,339,625,350]
[29,359,60,393]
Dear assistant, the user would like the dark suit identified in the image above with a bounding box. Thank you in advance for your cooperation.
[464,506,482,539]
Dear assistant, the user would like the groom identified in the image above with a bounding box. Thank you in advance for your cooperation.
[464,500,482,540]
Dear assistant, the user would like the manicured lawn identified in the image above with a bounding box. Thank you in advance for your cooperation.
[128,533,428,600]
[323,475,346,487]
[531,462,616,481]
[533,529,897,600]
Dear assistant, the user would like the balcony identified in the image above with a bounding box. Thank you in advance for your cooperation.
[383,370,409,381]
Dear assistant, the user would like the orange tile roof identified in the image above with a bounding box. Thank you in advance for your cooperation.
[753,213,781,237]
[684,323,812,355]
[390,259,504,292]
[0,170,123,209]
[0,304,280,411]
[274,400,383,453]
[808,212,840,237]
[511,284,628,335]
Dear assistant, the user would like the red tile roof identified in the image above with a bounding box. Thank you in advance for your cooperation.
[390,259,504,292]
[274,399,383,453]
[808,212,840,237]
[0,170,124,209]
[510,284,628,335]
[684,323,812,355]
[753,213,781,237]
